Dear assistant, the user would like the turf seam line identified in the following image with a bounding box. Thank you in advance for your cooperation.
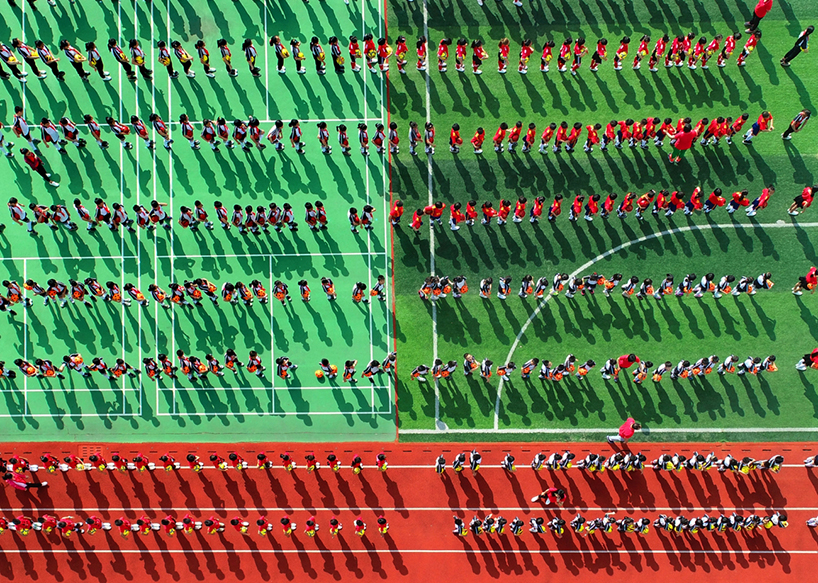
[492,220,818,433]
[420,0,440,432]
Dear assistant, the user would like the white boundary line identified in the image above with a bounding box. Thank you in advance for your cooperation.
[0,549,814,556]
[269,255,275,415]
[166,0,176,417]
[402,427,818,435]
[22,259,28,417]
[488,220,818,432]
[378,0,391,418]
[420,0,441,430]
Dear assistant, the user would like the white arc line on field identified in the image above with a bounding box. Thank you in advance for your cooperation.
[487,221,818,431]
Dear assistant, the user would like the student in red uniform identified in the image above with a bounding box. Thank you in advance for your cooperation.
[647,34,668,71]
[570,37,588,75]
[519,39,534,74]
[746,0,774,33]
[556,37,572,72]
[471,39,488,74]
[520,122,536,153]
[566,123,583,152]
[471,127,485,154]
[789,185,817,216]
[613,36,629,70]
[448,123,463,153]
[588,38,607,72]
[688,36,707,69]
[584,123,601,152]
[744,111,773,144]
[746,185,774,217]
[736,30,761,66]
[497,38,511,73]
[507,121,523,152]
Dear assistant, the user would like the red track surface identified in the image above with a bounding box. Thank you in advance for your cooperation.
[0,442,816,581]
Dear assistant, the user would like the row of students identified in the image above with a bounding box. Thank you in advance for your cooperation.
[397,189,792,237]
[415,272,774,302]
[143,351,297,382]
[401,186,815,235]
[454,511,785,538]
[397,112,774,160]
[412,32,762,78]
[654,512,787,533]
[1,355,138,381]
[4,107,317,154]
[0,276,385,318]
[410,351,777,384]
[13,447,394,478]
[5,196,338,236]
[315,352,397,383]
[0,512,383,539]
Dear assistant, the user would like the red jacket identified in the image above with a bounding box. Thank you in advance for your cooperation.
[754,0,773,18]
[618,417,638,439]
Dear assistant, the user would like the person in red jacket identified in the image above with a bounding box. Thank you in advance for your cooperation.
[793,266,818,295]
[668,123,696,163]
[584,123,601,152]
[449,202,466,231]
[471,127,485,154]
[19,148,59,187]
[410,208,423,233]
[607,417,642,444]
[747,185,774,217]
[746,0,773,33]
[788,185,816,216]
[568,195,584,221]
[449,123,463,153]
[583,194,600,221]
[736,30,762,66]
[389,200,404,226]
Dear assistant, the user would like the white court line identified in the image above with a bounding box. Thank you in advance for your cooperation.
[0,255,139,262]
[403,427,818,435]
[420,0,440,430]
[0,549,813,556]
[22,259,28,417]
[269,255,275,415]
[118,0,128,417]
[167,385,392,392]
[166,0,176,417]
[154,252,386,259]
[264,0,269,120]
[154,410,388,417]
[490,220,818,431]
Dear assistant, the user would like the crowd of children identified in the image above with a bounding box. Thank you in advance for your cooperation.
[395,185,808,238]
[410,351,778,384]
[417,271,775,302]
[456,510,786,538]
[435,448,791,475]
[2,350,399,386]
[0,510,385,540]
[0,274,385,314]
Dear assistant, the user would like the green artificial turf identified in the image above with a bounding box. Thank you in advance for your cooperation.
[388,0,818,441]
[0,0,395,442]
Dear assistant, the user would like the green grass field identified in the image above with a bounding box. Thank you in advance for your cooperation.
[0,0,394,442]
[1,0,818,445]
[389,0,818,442]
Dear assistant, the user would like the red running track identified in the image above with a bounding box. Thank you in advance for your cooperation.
[0,442,816,582]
